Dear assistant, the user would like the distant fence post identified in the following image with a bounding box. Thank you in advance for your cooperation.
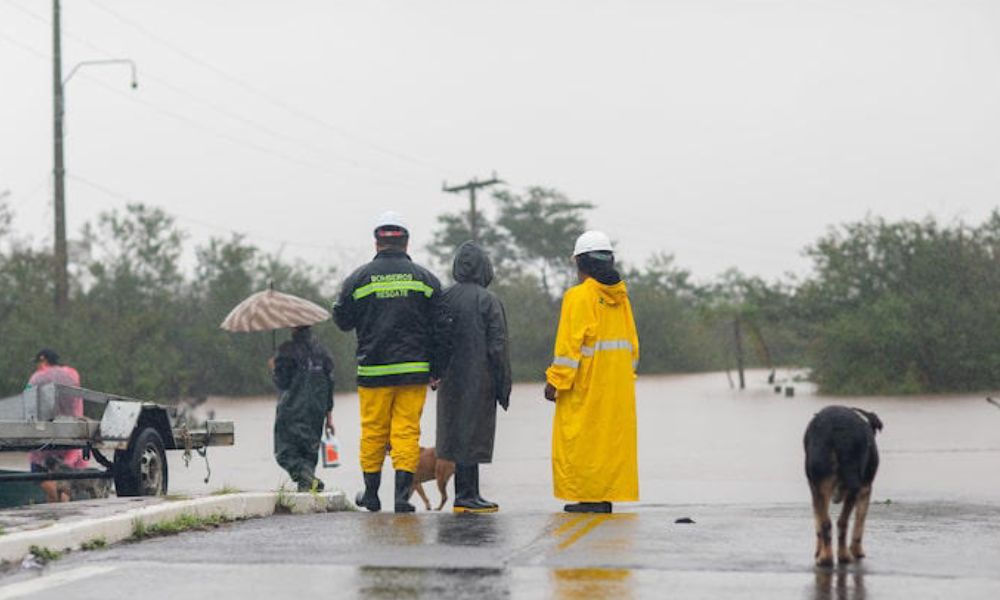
[733,317,746,390]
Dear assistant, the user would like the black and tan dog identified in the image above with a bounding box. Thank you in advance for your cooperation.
[804,406,883,567]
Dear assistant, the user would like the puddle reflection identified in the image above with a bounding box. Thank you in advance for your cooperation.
[436,513,504,546]
[810,568,866,600]
[357,566,510,599]
[360,513,426,546]
[551,568,633,600]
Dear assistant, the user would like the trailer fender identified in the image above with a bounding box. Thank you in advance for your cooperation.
[99,400,142,449]
[136,406,177,450]
[99,402,176,450]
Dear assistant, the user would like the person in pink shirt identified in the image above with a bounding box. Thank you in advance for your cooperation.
[26,349,87,502]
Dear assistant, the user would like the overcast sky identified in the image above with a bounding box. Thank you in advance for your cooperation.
[2,0,999,282]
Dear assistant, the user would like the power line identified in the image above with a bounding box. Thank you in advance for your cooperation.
[85,0,460,177]
[0,28,421,191]
[68,173,347,251]
[2,0,434,190]
[0,15,323,176]
[0,26,48,60]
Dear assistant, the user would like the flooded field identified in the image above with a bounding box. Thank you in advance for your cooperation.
[157,369,1000,508]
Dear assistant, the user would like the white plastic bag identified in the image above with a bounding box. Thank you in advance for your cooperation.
[321,434,341,468]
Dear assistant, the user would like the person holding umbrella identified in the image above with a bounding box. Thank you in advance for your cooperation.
[333,211,447,513]
[271,325,335,492]
[544,230,639,513]
[220,284,335,492]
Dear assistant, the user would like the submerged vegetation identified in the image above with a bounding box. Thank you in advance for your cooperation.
[1,190,996,396]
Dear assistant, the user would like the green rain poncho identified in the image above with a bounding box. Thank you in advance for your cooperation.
[272,327,334,486]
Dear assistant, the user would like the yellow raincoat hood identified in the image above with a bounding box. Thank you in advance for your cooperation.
[592,279,627,306]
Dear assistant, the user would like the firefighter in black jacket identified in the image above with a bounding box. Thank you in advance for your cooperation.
[333,211,448,513]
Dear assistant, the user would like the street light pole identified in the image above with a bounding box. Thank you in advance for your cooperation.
[51,0,137,312]
[52,0,67,311]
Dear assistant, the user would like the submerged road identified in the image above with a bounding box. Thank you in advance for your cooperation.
[4,500,1000,599]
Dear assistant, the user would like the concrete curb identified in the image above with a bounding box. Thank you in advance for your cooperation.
[0,491,351,564]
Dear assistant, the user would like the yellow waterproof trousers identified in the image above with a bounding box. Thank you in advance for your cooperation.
[358,384,426,473]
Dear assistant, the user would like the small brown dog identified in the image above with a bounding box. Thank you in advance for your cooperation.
[412,446,454,511]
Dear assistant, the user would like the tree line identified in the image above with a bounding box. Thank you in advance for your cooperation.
[1,191,997,399]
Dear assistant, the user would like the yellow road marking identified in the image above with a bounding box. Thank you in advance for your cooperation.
[553,514,589,536]
[558,514,610,550]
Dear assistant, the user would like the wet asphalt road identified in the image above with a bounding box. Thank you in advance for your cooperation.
[6,500,1000,599]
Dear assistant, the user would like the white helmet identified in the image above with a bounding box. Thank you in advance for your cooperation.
[573,230,613,256]
[374,211,408,235]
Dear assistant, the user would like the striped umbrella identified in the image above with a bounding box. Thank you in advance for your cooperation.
[220,288,330,333]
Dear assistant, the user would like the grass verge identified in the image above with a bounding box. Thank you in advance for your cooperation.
[274,484,294,514]
[28,545,63,564]
[131,512,234,541]
[80,537,107,551]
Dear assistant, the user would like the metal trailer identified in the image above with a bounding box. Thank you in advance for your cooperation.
[0,383,234,497]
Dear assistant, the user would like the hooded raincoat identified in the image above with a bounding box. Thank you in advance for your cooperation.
[272,328,334,484]
[436,242,512,464]
[545,277,639,502]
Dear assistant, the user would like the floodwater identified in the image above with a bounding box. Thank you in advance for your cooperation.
[166,369,1000,508]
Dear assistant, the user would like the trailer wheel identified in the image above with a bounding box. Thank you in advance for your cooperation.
[114,427,168,497]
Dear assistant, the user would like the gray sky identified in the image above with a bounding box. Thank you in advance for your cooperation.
[2,0,999,281]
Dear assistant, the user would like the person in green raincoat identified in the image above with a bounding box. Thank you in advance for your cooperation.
[271,325,335,491]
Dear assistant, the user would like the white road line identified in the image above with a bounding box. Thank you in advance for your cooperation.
[0,566,116,600]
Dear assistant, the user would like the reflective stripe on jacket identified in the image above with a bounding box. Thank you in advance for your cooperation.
[333,249,446,387]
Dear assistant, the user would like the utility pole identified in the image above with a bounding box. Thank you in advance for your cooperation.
[733,316,746,390]
[442,172,503,243]
[50,0,137,312]
[52,0,68,311]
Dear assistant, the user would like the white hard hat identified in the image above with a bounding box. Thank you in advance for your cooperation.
[374,211,408,235]
[573,230,613,256]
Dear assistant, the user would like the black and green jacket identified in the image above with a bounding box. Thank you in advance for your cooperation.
[333,249,450,387]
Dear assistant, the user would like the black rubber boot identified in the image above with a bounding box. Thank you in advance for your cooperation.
[355,471,382,512]
[454,464,497,513]
[295,470,324,493]
[563,502,612,514]
[471,464,498,511]
[394,471,416,513]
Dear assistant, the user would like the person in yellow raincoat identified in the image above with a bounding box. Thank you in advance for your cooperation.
[544,230,639,513]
